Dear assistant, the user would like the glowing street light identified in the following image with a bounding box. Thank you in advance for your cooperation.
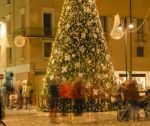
[0,21,6,39]
[110,0,134,81]
[128,23,134,29]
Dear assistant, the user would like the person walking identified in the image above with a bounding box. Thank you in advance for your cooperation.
[73,79,84,115]
[48,78,59,123]
[123,80,139,106]
[22,81,33,109]
[59,80,73,116]
[16,81,23,110]
[0,84,6,109]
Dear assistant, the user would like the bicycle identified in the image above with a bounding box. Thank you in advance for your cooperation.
[0,120,6,126]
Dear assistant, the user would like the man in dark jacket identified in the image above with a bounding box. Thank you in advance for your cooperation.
[0,93,4,120]
[48,79,59,123]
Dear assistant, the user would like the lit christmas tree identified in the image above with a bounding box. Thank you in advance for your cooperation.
[40,0,116,111]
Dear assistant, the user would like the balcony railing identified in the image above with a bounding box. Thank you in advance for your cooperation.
[136,33,146,43]
[14,27,56,38]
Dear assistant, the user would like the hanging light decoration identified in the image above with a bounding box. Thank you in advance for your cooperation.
[14,35,26,47]
[110,14,124,40]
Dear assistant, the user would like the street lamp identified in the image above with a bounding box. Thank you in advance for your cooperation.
[118,17,134,81]
[129,0,133,81]
[110,0,133,81]
[118,0,134,80]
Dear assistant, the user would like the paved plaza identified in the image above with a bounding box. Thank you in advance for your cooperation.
[2,108,150,126]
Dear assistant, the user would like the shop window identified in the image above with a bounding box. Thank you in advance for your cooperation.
[137,47,144,57]
[118,74,146,90]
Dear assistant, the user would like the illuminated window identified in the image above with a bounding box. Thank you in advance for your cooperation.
[119,74,146,90]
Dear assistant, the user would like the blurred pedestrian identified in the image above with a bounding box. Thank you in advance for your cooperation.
[9,91,17,109]
[0,95,3,120]
[123,80,139,106]
[0,83,6,109]
[59,80,73,116]
[16,81,23,109]
[116,81,129,102]
[48,78,59,123]
[73,78,84,115]
[22,80,33,109]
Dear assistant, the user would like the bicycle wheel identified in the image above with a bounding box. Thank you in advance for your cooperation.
[117,108,129,121]
[0,120,6,126]
[117,109,123,121]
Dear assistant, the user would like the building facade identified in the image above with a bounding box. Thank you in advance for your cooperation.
[0,0,59,105]
[96,0,150,90]
[0,0,150,105]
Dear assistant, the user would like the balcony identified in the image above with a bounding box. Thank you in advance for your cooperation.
[136,33,147,46]
[14,27,56,38]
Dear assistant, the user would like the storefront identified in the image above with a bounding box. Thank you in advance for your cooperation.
[116,73,146,91]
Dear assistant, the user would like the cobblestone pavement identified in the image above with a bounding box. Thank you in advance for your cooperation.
[2,108,150,126]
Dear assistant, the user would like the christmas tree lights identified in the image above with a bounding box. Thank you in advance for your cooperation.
[40,0,117,112]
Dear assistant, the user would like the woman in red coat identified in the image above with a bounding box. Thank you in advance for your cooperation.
[59,81,73,115]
